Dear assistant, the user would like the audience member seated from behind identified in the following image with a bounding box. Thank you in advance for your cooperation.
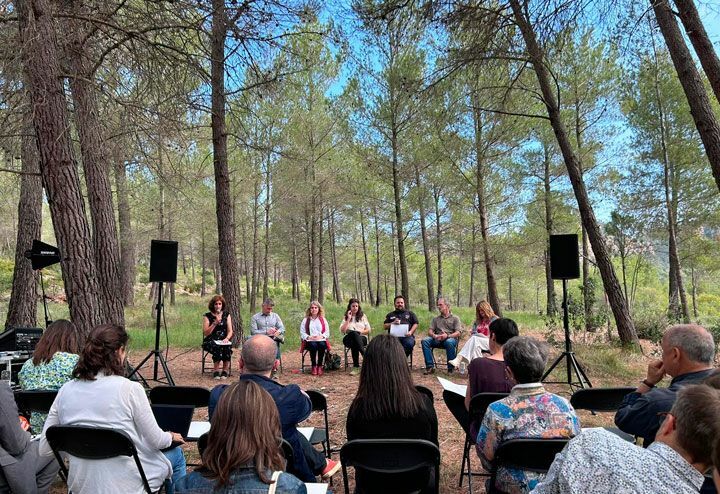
[0,380,59,494]
[19,319,82,433]
[532,381,720,494]
[449,300,498,369]
[176,380,306,494]
[300,300,331,376]
[346,334,438,493]
[208,335,340,483]
[340,298,371,376]
[39,324,187,494]
[464,317,518,439]
[614,324,715,446]
[203,295,234,380]
[477,336,580,494]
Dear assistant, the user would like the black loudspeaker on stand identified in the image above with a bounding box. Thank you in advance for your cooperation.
[542,234,592,389]
[128,240,178,386]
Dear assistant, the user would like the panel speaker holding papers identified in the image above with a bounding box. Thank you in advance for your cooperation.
[383,295,419,358]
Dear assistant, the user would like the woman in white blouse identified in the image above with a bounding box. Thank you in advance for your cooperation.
[300,300,330,376]
[40,324,186,494]
[340,298,371,376]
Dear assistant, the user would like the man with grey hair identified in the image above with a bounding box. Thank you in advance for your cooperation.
[208,335,340,482]
[615,324,715,446]
[421,297,462,374]
[533,382,720,493]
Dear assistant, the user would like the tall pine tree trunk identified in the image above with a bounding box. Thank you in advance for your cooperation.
[250,178,260,312]
[114,160,135,307]
[391,129,410,304]
[468,222,477,307]
[433,186,443,299]
[542,141,556,316]
[510,0,637,344]
[329,210,341,303]
[360,210,374,305]
[414,164,435,310]
[373,208,382,306]
[262,161,270,301]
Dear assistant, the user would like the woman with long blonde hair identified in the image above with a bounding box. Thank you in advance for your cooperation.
[300,301,330,376]
[175,380,305,493]
[448,300,498,369]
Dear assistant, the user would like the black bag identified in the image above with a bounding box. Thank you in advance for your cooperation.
[324,353,341,371]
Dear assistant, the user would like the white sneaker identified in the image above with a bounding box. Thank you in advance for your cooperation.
[447,357,460,368]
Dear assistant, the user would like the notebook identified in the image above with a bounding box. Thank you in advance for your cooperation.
[151,404,194,439]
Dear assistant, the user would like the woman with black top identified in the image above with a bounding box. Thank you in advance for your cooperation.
[346,334,438,493]
[339,298,371,376]
[203,295,234,379]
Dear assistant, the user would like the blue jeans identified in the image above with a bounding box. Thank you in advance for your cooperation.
[397,335,415,357]
[163,446,187,493]
[422,337,458,370]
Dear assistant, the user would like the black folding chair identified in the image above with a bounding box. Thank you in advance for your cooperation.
[46,425,157,493]
[458,392,509,492]
[344,334,369,370]
[305,389,332,457]
[341,438,440,494]
[14,389,58,432]
[149,385,210,409]
[570,387,636,441]
[488,438,569,493]
[201,350,232,376]
[415,385,434,402]
[301,347,332,374]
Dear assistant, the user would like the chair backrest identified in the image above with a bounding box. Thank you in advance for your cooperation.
[14,389,58,414]
[442,390,470,435]
[45,425,152,494]
[306,389,327,412]
[415,385,434,402]
[468,392,509,424]
[149,385,210,408]
[570,387,636,412]
[493,438,568,473]
[340,439,440,494]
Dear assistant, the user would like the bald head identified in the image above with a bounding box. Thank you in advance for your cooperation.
[241,335,277,374]
[664,324,715,365]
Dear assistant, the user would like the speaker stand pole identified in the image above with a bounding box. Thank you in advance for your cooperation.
[39,270,52,328]
[127,282,175,386]
[541,279,592,390]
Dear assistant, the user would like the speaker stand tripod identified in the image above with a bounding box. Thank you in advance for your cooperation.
[127,281,175,386]
[541,279,592,390]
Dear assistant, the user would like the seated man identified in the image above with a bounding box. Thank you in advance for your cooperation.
[208,335,340,483]
[614,324,715,446]
[532,382,720,493]
[421,297,462,375]
[0,383,59,494]
[383,295,418,358]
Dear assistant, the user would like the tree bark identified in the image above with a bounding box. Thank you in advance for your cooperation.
[262,159,270,301]
[468,222,477,307]
[542,141,556,316]
[433,185,443,301]
[114,160,135,307]
[250,178,260,312]
[329,210,341,303]
[414,164,435,310]
[18,0,101,337]
[211,0,242,340]
[673,0,720,103]
[318,205,324,304]
[373,208,382,306]
[391,130,410,304]
[6,105,42,330]
[510,0,638,344]
[360,210,375,305]
[653,0,720,194]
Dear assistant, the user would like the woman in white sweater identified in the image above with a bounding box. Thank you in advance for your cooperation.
[300,300,330,376]
[40,324,186,494]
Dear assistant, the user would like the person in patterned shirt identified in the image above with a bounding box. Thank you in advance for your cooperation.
[532,381,720,494]
[477,336,580,494]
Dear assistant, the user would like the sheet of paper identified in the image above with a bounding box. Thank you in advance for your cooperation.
[437,376,467,397]
[305,483,329,494]
[187,421,211,440]
[213,340,231,346]
[296,426,314,441]
[389,324,409,337]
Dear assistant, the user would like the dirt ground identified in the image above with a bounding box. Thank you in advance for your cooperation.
[47,333,652,494]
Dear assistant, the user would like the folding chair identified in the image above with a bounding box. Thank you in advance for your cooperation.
[340,438,440,494]
[201,351,232,376]
[570,387,636,441]
[488,438,569,493]
[459,392,509,492]
[300,341,332,374]
[305,389,332,457]
[45,425,156,494]
[344,334,369,370]
[415,385,434,402]
[14,389,58,432]
[149,386,211,446]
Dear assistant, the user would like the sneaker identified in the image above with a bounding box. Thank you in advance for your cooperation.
[423,367,435,375]
[447,357,460,368]
[311,366,318,376]
[349,367,360,376]
[220,371,228,380]
[213,371,221,380]
[321,459,341,479]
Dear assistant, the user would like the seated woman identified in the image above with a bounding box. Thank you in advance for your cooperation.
[477,336,580,493]
[340,298,371,376]
[300,300,330,376]
[19,319,82,433]
[39,324,186,494]
[203,295,234,379]
[346,334,438,493]
[448,300,497,369]
[463,318,518,439]
[175,380,306,494]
